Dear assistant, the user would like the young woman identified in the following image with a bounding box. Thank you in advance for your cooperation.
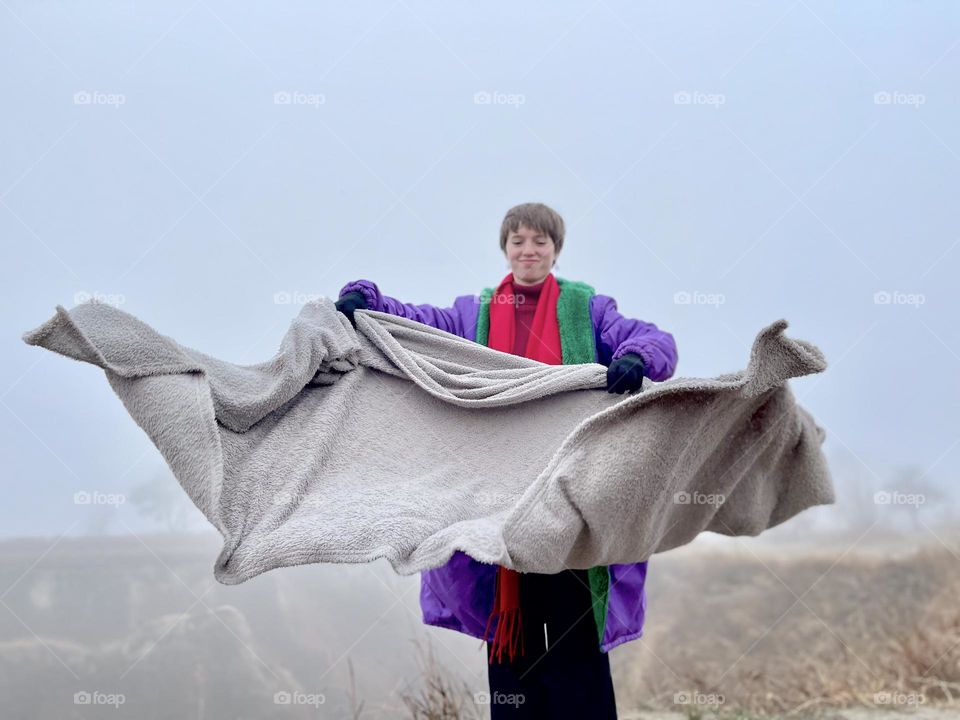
[335,202,678,719]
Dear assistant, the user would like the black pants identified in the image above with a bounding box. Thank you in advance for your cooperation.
[485,569,618,719]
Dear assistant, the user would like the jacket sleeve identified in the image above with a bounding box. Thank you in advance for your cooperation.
[338,279,474,338]
[592,294,678,381]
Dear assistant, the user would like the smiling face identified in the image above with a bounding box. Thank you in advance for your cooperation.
[505,224,557,286]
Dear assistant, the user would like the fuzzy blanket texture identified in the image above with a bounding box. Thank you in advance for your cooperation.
[22,298,834,584]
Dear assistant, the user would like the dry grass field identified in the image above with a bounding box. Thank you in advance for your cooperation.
[400,534,960,719]
[1,530,957,718]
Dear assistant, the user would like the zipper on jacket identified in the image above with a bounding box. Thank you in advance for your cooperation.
[543,622,549,650]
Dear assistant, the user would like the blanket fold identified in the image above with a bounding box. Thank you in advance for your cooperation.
[22,298,834,584]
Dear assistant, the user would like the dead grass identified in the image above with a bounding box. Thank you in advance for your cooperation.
[612,538,960,717]
[398,637,484,720]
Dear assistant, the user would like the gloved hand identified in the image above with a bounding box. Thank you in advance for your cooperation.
[334,291,368,329]
[607,352,646,394]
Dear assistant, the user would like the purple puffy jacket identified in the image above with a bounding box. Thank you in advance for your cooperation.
[338,276,678,652]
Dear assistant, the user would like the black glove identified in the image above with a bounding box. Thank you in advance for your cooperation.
[607,353,646,394]
[334,291,368,329]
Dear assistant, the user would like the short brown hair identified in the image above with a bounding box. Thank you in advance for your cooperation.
[499,202,565,255]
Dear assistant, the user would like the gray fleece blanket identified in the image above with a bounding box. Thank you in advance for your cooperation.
[22,298,834,584]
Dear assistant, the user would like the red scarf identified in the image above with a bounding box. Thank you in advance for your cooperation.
[482,272,563,664]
